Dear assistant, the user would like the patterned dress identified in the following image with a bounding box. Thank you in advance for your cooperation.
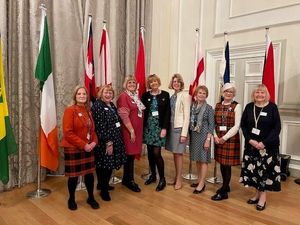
[91,100,127,170]
[143,96,166,147]
[189,103,215,162]
[214,101,240,165]
[240,102,281,192]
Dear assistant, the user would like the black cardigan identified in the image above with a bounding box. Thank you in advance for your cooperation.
[141,90,171,130]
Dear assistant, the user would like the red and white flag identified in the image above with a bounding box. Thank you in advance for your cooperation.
[135,27,146,98]
[189,29,204,97]
[262,31,275,102]
[97,23,111,86]
[84,16,96,101]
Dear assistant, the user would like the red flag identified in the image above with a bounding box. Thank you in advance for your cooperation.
[262,33,275,102]
[189,29,204,97]
[135,28,146,98]
[84,16,96,100]
[97,23,111,86]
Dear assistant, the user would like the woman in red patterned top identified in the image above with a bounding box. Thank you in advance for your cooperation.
[117,75,145,192]
[61,86,99,210]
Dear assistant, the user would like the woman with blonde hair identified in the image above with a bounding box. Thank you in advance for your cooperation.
[117,75,145,192]
[165,73,191,190]
[91,85,126,201]
[61,86,99,210]
[142,74,170,191]
[240,84,281,211]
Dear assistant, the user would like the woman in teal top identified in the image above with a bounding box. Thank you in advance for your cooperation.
[142,74,170,192]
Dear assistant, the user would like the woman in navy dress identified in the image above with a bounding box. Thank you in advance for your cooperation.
[240,84,281,211]
[92,85,126,201]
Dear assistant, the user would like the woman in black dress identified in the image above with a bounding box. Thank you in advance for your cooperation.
[240,84,281,211]
[142,74,170,191]
[91,85,127,201]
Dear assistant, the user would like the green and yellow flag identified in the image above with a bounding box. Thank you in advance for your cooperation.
[0,35,18,184]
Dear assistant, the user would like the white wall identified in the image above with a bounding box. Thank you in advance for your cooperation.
[150,0,300,176]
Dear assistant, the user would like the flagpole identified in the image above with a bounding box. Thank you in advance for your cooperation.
[207,32,229,185]
[183,28,201,182]
[27,4,51,198]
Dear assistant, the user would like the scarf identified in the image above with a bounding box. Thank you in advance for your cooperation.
[126,90,146,118]
[189,101,207,133]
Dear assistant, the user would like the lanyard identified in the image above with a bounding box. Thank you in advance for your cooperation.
[221,102,231,125]
[253,104,264,128]
[75,107,92,137]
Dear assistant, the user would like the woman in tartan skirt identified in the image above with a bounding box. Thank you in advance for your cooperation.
[211,83,241,201]
[61,86,99,210]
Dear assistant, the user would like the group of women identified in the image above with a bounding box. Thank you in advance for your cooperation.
[61,73,281,212]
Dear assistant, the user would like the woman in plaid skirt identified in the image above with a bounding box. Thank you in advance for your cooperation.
[61,86,99,210]
[211,83,241,201]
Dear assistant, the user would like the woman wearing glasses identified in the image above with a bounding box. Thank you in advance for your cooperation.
[211,83,241,201]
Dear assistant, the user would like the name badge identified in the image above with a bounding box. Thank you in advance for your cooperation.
[115,122,121,128]
[87,133,91,141]
[152,111,159,116]
[260,112,267,116]
[252,128,260,135]
[104,107,109,110]
[219,126,227,131]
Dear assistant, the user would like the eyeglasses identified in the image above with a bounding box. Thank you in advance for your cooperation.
[224,90,234,94]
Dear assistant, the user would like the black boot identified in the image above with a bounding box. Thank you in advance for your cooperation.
[122,155,141,192]
[100,191,111,201]
[68,198,77,210]
[67,177,78,210]
[85,173,100,209]
[156,178,166,192]
[145,174,157,185]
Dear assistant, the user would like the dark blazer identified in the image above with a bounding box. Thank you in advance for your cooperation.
[142,90,171,130]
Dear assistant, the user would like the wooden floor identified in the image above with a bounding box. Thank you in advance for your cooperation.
[0,151,300,225]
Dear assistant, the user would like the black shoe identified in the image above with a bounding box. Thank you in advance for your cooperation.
[68,199,77,211]
[190,182,199,188]
[193,185,206,194]
[247,198,259,204]
[100,191,111,201]
[97,184,115,191]
[256,202,266,211]
[87,198,100,209]
[156,178,166,192]
[211,192,228,201]
[122,180,141,192]
[145,175,157,185]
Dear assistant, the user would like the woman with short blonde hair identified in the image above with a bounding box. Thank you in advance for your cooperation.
[117,75,145,192]
[240,84,281,211]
